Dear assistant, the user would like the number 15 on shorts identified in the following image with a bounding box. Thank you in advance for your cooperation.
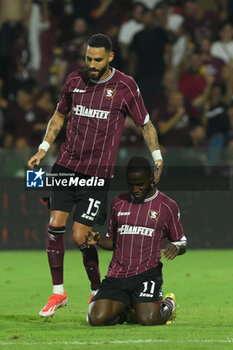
[81,198,101,222]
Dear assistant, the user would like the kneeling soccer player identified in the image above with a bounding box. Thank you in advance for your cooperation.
[87,157,187,326]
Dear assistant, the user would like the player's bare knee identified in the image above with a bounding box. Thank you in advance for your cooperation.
[72,230,85,246]
[137,313,162,326]
[72,222,90,246]
[88,312,107,326]
[49,219,61,227]
[139,318,160,326]
[49,211,68,227]
[88,315,103,326]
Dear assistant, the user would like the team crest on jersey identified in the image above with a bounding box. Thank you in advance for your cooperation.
[104,88,116,99]
[148,210,159,221]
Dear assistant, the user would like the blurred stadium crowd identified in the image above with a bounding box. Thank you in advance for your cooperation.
[0,0,233,176]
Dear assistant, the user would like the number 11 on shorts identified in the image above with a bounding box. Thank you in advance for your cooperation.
[142,281,155,294]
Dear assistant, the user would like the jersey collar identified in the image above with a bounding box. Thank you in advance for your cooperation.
[144,189,159,202]
[130,189,159,203]
[90,68,115,84]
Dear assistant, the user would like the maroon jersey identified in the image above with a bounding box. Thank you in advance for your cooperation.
[106,190,185,278]
[56,68,149,177]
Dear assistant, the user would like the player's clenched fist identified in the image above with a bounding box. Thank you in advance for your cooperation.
[27,150,46,169]
[161,243,179,260]
[86,231,100,246]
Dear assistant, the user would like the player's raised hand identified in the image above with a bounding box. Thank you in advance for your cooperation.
[154,158,163,185]
[27,150,46,170]
[86,231,100,246]
[161,242,179,260]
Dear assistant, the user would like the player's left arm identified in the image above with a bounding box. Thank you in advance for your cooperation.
[161,200,187,260]
[141,120,163,184]
[124,78,163,184]
[162,236,187,260]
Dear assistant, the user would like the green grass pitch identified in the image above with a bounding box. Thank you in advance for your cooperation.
[0,250,233,350]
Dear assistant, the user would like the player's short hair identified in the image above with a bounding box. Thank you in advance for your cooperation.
[127,157,153,177]
[87,33,112,52]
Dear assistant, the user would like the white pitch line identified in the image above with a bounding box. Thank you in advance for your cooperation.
[0,339,231,346]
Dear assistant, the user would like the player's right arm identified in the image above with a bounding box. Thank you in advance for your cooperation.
[87,231,113,250]
[27,110,66,169]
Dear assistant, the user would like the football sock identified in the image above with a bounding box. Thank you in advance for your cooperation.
[79,243,101,291]
[47,225,66,285]
[53,284,64,295]
[161,298,174,317]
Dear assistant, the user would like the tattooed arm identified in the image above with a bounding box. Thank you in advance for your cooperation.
[43,110,66,145]
[141,120,163,184]
[27,110,66,169]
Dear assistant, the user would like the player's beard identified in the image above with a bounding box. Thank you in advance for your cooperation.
[88,63,108,81]
[131,184,153,204]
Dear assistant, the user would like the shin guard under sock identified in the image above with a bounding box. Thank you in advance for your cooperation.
[79,243,101,290]
[47,225,65,285]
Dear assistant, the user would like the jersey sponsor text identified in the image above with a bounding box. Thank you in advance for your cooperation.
[118,224,154,237]
[73,105,110,119]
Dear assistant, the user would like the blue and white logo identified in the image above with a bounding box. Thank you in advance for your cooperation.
[26,168,45,188]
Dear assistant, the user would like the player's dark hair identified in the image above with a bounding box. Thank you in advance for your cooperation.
[127,157,153,177]
[87,33,112,52]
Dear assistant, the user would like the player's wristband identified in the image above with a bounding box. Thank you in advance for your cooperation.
[171,236,187,250]
[171,242,181,251]
[38,141,50,153]
[152,150,162,162]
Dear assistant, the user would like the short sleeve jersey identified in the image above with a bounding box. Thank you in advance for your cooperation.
[106,190,185,278]
[56,68,149,177]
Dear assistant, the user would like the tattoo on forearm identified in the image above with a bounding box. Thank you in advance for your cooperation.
[142,120,160,150]
[53,129,60,137]
[44,116,64,143]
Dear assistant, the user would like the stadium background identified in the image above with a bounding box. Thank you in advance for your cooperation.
[0,0,232,250]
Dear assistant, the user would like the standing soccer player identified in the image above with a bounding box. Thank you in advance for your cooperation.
[87,157,187,326]
[27,33,163,317]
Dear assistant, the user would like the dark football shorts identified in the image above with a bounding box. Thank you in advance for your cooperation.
[50,163,110,226]
[91,264,163,309]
